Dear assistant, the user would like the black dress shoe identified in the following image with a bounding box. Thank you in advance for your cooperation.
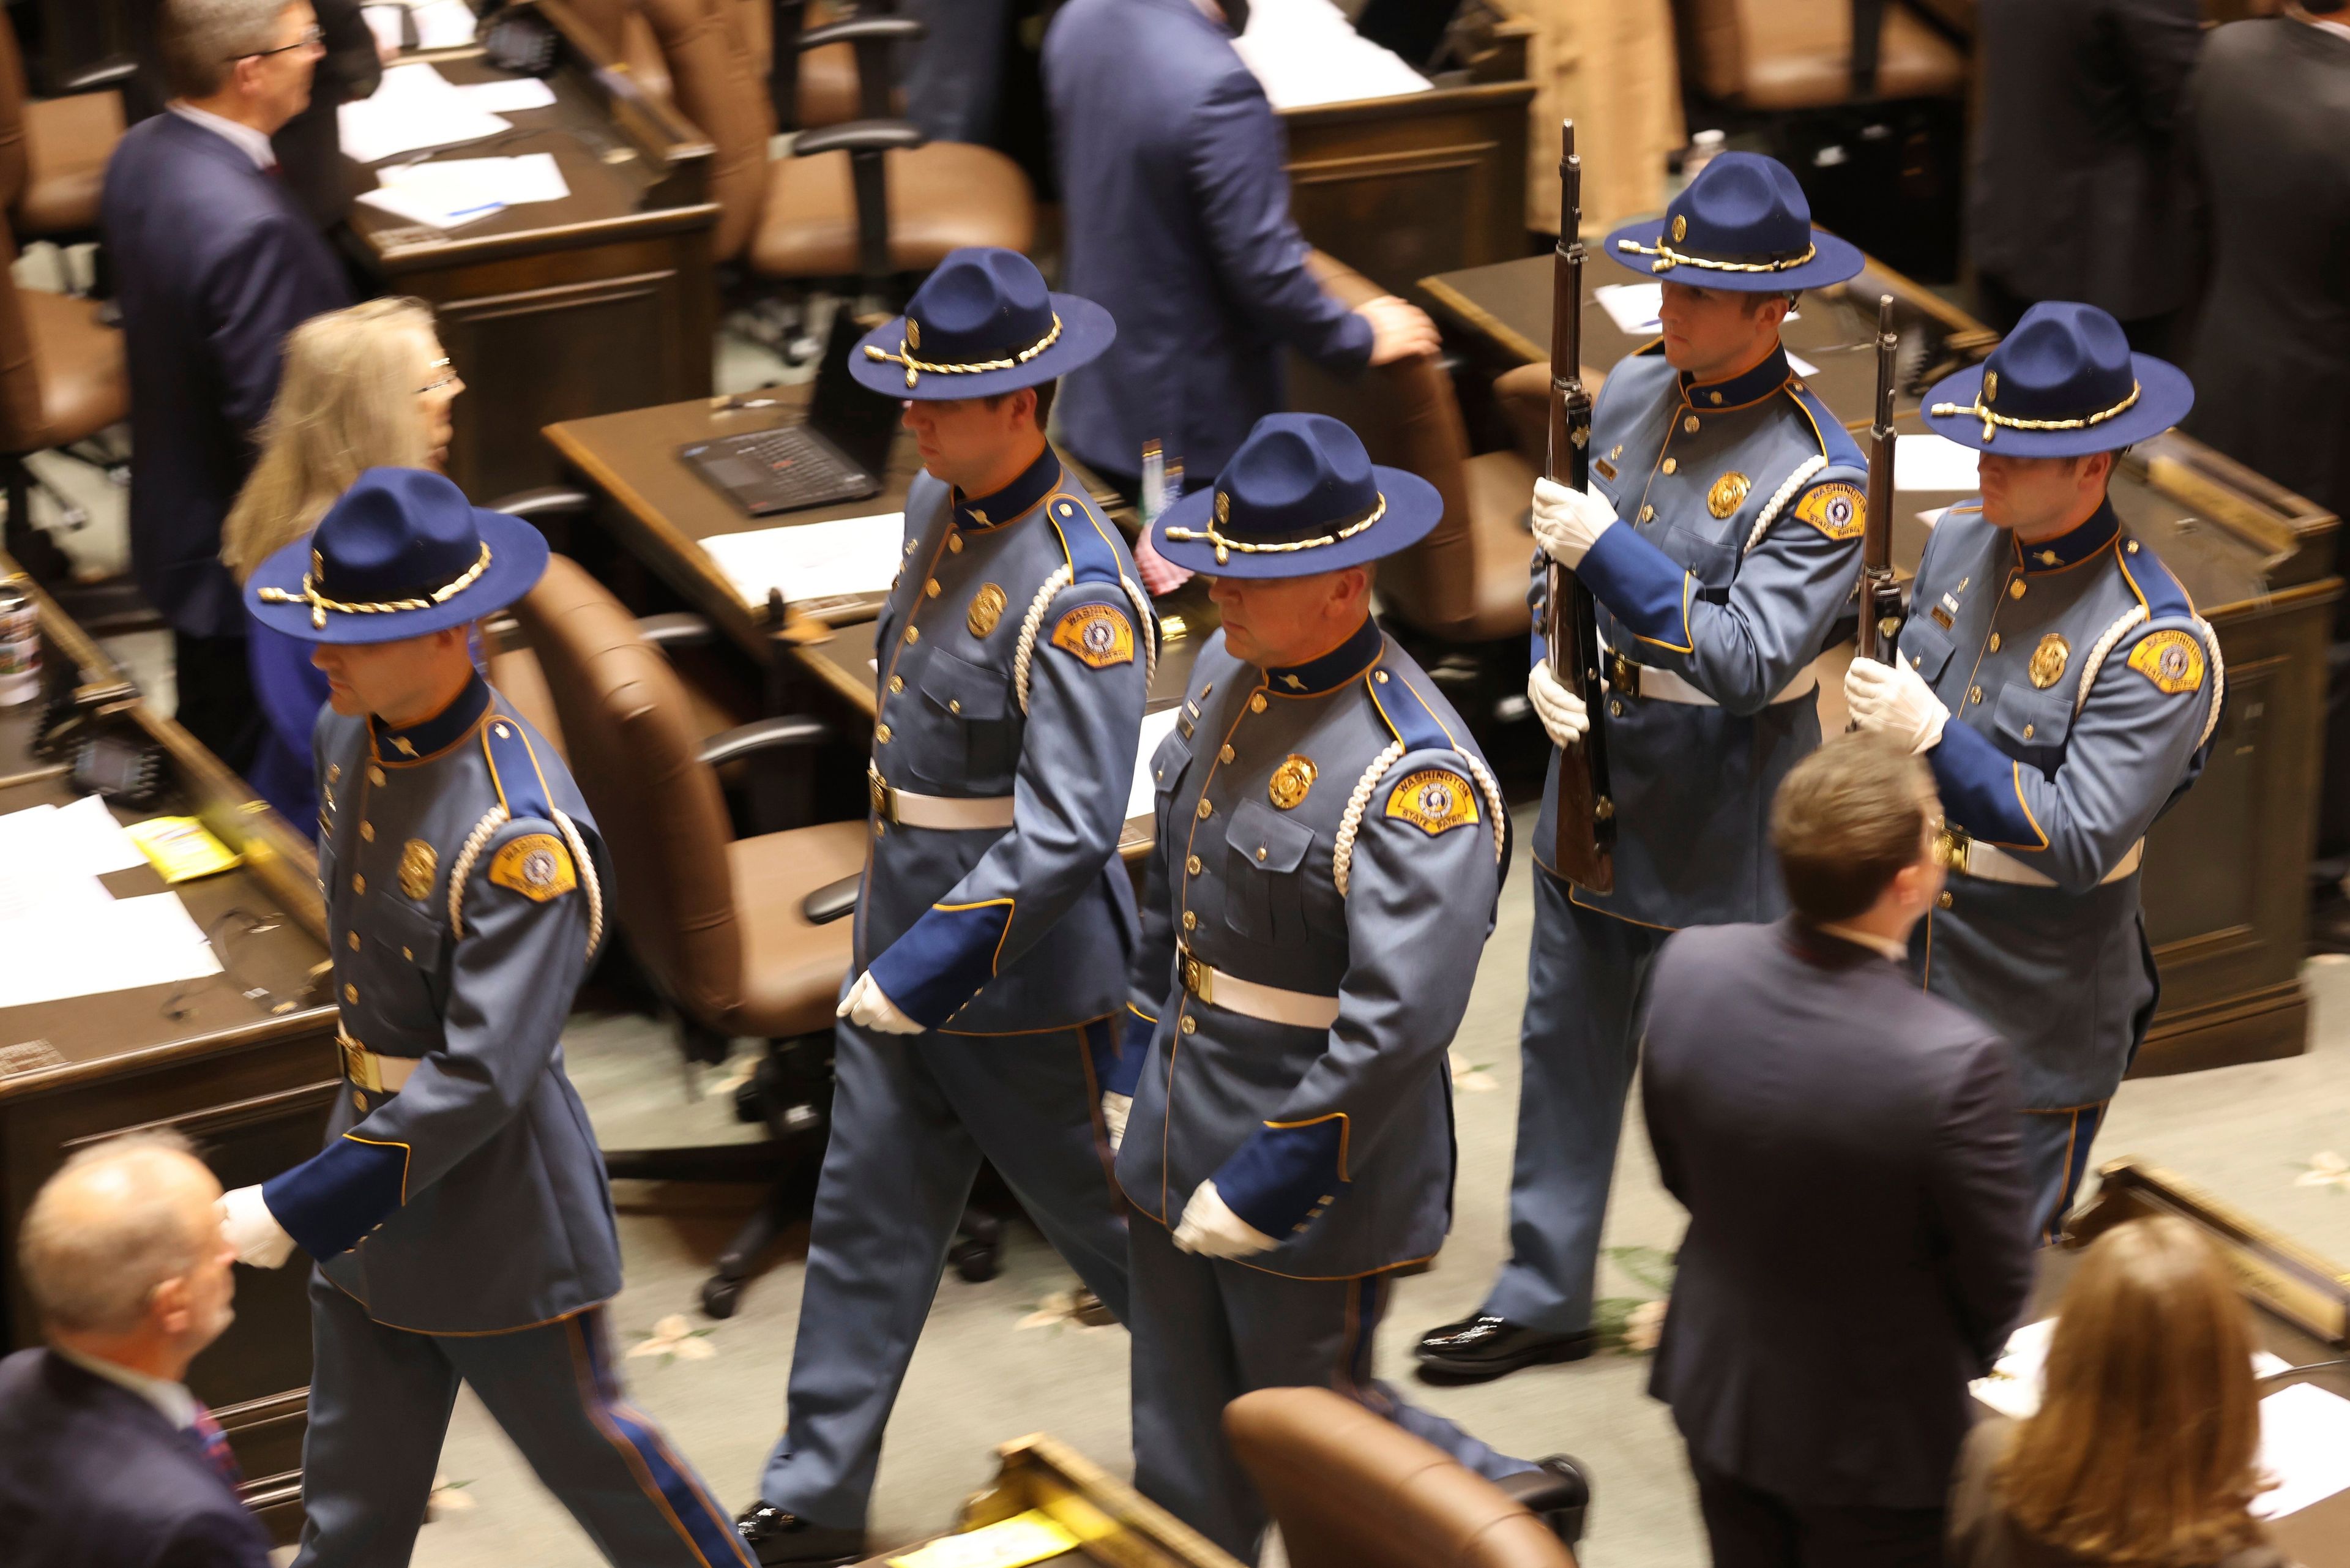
[735,1504,865,1567]
[1494,1454,1592,1547]
[1414,1315,1597,1383]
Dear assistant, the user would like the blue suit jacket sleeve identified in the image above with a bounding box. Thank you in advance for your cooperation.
[866,582,1149,1028]
[1927,1032,2034,1371]
[1185,66,1374,375]
[200,206,346,439]
[262,818,592,1258]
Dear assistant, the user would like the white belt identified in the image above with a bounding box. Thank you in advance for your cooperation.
[1179,947,1341,1030]
[1941,831,2144,889]
[338,1032,419,1094]
[868,767,1016,831]
[1600,652,1829,708]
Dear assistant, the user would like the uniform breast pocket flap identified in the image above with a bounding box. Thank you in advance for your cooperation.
[921,648,1016,780]
[1993,684,2073,753]
[1665,526,1738,591]
[1898,619,1957,684]
[1223,799,1316,946]
[1149,722,1193,799]
[372,895,446,971]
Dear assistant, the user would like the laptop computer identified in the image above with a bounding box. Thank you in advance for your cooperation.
[679,312,900,517]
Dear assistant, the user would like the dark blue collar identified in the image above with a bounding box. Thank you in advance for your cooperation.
[956,444,1061,530]
[1681,343,1791,411]
[371,674,490,764]
[2013,498,2120,574]
[1262,614,1385,696]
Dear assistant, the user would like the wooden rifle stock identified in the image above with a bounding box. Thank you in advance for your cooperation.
[1857,293,1903,663]
[1545,121,1614,890]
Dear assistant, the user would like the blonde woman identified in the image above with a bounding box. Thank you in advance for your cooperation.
[224,299,464,835]
[1949,1215,2286,1568]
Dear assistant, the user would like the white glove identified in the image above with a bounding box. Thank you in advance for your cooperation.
[1171,1180,1278,1258]
[1527,661,1591,749]
[1845,655,1950,754]
[218,1185,297,1269]
[1102,1092,1132,1153]
[1529,476,1617,569]
[838,971,922,1034]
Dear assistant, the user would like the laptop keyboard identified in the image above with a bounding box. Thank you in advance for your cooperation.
[720,425,869,512]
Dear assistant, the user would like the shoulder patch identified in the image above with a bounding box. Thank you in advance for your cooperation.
[2127,629,2207,695]
[489,833,576,902]
[1050,603,1135,669]
[1793,482,1865,542]
[1385,769,1480,836]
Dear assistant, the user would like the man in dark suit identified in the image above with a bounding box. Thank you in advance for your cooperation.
[1641,733,2034,1568]
[0,1133,269,1568]
[1969,0,2205,356]
[270,0,382,228]
[2183,2,2350,948]
[1041,0,1436,517]
[102,0,351,770]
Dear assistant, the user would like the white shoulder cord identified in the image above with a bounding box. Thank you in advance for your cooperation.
[1742,454,1829,556]
[447,804,605,961]
[2072,603,2228,750]
[1011,566,1160,714]
[1330,745,1509,898]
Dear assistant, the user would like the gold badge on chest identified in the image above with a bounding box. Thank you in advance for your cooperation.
[398,839,438,901]
[1268,754,1317,810]
[1707,472,1751,519]
[2028,633,2070,689]
[966,582,1007,638]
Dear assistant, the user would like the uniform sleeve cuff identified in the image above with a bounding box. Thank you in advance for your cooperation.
[1576,523,1692,648]
[261,1133,411,1260]
[864,899,1015,1030]
[1929,718,2044,849]
[1211,1115,1349,1241]
[1097,1010,1153,1098]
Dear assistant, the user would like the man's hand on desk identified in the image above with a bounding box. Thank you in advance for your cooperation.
[838,971,922,1035]
[218,1186,297,1269]
[1359,295,1441,366]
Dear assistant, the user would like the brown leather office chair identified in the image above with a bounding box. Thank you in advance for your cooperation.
[1679,0,1964,110]
[0,204,127,592]
[763,0,891,130]
[1288,252,1535,648]
[1226,1389,1579,1568]
[0,12,129,247]
[506,552,867,1316]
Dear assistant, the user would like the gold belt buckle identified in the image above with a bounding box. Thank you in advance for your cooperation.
[1934,824,1972,876]
[1179,949,1212,1006]
[1610,650,1638,697]
[867,766,895,823]
[338,1032,381,1094]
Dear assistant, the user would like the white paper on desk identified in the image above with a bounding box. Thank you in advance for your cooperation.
[360,3,405,53]
[2254,1381,2350,1520]
[1127,707,1183,823]
[0,892,223,1010]
[339,63,510,163]
[411,0,482,50]
[0,805,114,928]
[360,154,569,228]
[458,77,558,113]
[1974,1319,2296,1424]
[51,794,149,874]
[1595,283,1662,336]
[1896,433,1980,492]
[1233,0,1430,108]
[701,512,907,609]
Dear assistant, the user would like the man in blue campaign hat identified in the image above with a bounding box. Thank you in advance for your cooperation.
[218,469,755,1567]
[1119,413,1589,1561]
[736,247,1149,1567]
[1420,151,1876,1382]
[1845,300,2221,1242]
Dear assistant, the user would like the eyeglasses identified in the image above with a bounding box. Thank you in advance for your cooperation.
[231,23,323,60]
[417,357,459,395]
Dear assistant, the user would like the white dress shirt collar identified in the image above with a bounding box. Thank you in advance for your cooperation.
[168,102,278,171]
[54,1345,201,1430]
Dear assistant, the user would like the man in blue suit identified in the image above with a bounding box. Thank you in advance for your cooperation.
[1042,0,1437,507]
[103,0,351,769]
[1,1133,272,1568]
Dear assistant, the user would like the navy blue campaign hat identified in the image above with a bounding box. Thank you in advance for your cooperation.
[1605,151,1862,293]
[1152,413,1442,579]
[1924,300,2193,457]
[247,467,549,644]
[851,247,1114,400]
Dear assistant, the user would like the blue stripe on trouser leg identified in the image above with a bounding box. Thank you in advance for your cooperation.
[2019,1102,2109,1246]
[569,1311,755,1567]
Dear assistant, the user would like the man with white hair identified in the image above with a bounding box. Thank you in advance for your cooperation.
[0,1133,270,1567]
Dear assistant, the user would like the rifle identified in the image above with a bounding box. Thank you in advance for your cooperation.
[1857,293,1903,663]
[1545,121,1614,891]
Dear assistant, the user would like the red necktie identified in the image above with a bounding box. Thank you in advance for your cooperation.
[190,1404,244,1488]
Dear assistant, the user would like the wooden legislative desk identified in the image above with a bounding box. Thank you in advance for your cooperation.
[0,557,334,1540]
[344,0,721,504]
[1416,252,2343,1076]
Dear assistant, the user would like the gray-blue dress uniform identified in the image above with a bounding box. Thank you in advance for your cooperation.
[1487,342,1868,1335]
[1897,498,2220,1239]
[264,675,752,1568]
[755,446,1149,1527]
[1116,616,1534,1560]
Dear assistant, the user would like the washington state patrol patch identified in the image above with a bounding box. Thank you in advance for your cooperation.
[1793,483,1865,542]
[1384,769,1479,836]
[1050,603,1135,669]
[488,834,576,902]
[2127,629,2206,695]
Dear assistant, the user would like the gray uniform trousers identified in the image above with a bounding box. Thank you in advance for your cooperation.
[758,1012,1129,1526]
[1129,1220,1532,1563]
[1485,871,1668,1335]
[297,1273,750,1568]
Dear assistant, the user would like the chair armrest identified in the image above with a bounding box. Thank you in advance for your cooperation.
[56,56,137,95]
[793,119,925,158]
[801,874,859,925]
[697,714,832,767]
[488,487,594,523]
[799,17,925,51]
[635,613,717,649]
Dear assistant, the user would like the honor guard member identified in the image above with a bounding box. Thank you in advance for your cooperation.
[218,469,753,1568]
[1119,414,1587,1562]
[1846,301,2221,1242]
[1418,153,1873,1382]
[737,249,1151,1567]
